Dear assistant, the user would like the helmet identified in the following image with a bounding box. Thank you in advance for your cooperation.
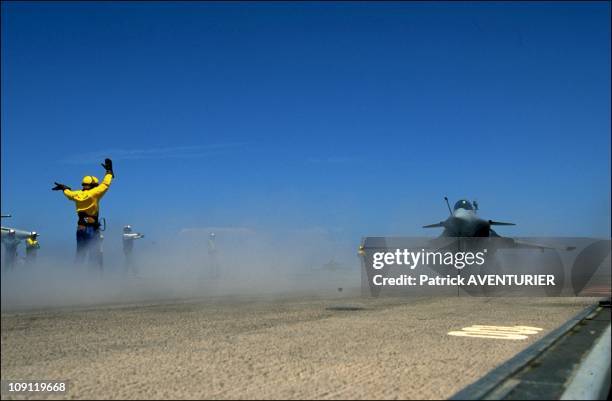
[123,225,132,232]
[82,176,99,186]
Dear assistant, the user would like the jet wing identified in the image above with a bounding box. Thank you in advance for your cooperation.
[489,220,516,226]
[423,222,445,228]
[513,239,575,252]
[423,216,463,229]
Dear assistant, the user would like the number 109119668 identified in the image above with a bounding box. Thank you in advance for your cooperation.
[2,381,68,394]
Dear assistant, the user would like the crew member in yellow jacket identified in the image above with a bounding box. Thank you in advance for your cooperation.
[25,232,40,266]
[53,158,114,268]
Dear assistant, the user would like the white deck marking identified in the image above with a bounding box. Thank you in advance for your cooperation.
[448,325,543,340]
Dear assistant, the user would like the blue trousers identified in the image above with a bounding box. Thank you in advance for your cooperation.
[76,226,103,269]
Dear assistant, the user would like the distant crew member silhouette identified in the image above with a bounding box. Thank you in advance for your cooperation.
[2,229,19,271]
[208,232,219,278]
[122,225,144,275]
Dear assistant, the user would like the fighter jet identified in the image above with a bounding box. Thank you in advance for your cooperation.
[359,199,601,297]
[359,196,573,285]
[423,197,514,238]
[422,197,574,251]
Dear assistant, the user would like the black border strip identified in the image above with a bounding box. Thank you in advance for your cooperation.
[449,302,601,400]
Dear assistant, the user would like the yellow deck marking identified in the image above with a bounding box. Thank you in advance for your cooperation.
[448,325,543,340]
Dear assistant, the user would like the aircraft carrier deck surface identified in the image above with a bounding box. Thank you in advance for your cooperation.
[0,294,599,399]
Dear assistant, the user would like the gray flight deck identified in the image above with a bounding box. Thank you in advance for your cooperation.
[0,294,601,399]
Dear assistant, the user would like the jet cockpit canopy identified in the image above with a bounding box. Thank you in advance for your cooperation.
[453,199,474,211]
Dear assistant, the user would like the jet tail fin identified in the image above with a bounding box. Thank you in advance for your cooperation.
[423,222,445,228]
[489,220,516,226]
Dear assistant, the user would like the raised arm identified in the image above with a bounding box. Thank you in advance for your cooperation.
[88,158,114,198]
[88,173,113,198]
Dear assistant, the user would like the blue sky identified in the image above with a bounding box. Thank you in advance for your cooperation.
[1,1,610,247]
